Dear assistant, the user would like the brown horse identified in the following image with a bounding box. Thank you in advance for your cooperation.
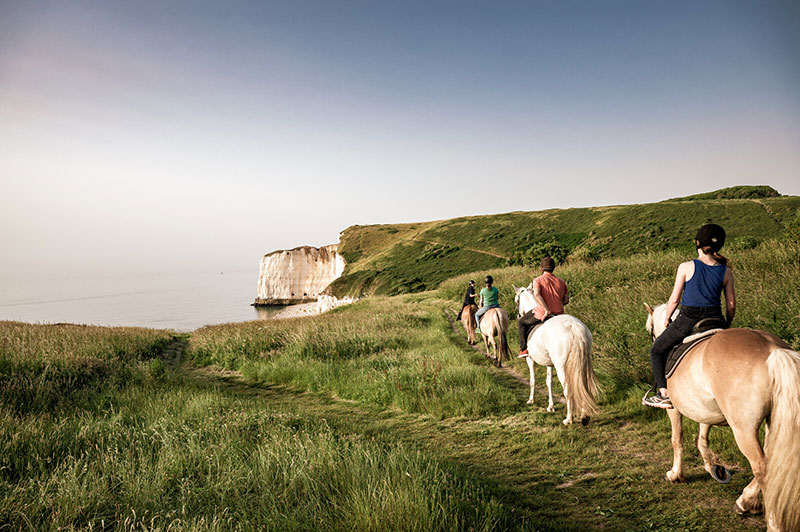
[460,304,478,345]
[479,307,511,367]
[645,303,800,531]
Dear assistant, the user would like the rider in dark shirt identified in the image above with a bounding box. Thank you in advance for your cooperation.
[457,280,476,321]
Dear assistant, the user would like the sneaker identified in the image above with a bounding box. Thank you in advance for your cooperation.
[517,350,529,359]
[642,391,673,409]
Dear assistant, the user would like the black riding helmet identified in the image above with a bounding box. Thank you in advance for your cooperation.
[696,224,726,252]
[484,275,493,285]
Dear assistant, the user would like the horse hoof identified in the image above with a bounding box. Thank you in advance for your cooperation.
[581,416,590,426]
[666,471,685,483]
[547,406,555,413]
[527,399,534,405]
[562,419,572,426]
[711,465,731,484]
[734,501,747,516]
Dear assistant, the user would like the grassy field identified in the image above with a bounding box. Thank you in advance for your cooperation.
[2,299,781,531]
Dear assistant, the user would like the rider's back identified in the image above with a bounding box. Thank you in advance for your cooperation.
[682,259,726,308]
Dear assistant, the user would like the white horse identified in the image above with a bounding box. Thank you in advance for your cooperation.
[513,285,599,425]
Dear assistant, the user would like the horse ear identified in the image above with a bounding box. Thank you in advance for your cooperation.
[512,284,518,292]
[643,302,653,315]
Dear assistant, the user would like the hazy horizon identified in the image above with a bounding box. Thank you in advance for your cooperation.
[2,1,799,280]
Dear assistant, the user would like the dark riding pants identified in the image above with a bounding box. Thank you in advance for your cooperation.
[649,305,724,389]
[518,310,543,352]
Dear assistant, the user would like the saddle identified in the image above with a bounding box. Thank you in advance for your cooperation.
[664,318,728,379]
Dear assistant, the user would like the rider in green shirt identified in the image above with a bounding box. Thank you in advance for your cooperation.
[475,275,500,331]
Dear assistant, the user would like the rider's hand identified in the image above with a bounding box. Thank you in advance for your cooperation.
[663,320,670,329]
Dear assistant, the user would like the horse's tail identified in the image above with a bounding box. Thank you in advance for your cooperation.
[563,320,599,419]
[765,347,800,532]
[465,305,477,344]
[496,311,510,362]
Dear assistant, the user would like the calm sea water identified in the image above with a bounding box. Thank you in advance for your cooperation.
[0,270,288,331]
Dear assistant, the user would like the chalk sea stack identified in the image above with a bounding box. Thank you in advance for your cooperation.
[253,245,346,306]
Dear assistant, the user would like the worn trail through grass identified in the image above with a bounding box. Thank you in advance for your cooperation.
[178,314,764,532]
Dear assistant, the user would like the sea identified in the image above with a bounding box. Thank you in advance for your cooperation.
[0,270,288,331]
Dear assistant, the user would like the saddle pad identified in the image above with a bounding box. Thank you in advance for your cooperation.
[665,332,719,379]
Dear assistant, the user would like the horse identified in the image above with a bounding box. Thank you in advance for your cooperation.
[645,302,800,531]
[513,285,599,426]
[460,303,479,345]
[478,307,511,368]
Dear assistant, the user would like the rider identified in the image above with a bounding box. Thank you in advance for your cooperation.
[457,280,477,321]
[643,224,736,408]
[517,256,569,358]
[474,275,500,332]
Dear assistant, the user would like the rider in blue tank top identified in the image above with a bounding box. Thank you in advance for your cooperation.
[643,224,737,409]
[681,259,727,307]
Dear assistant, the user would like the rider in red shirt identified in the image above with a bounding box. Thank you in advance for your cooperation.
[517,257,569,358]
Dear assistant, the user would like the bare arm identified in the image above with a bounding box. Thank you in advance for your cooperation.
[664,262,689,328]
[533,283,550,316]
[723,268,736,326]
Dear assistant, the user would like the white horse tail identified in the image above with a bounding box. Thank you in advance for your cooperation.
[563,320,599,420]
[765,347,800,532]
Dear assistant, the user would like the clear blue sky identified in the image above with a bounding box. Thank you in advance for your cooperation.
[1,1,798,277]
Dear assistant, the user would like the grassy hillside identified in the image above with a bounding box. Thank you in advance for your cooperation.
[328,186,799,297]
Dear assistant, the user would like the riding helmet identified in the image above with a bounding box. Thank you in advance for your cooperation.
[695,224,726,252]
[484,275,493,285]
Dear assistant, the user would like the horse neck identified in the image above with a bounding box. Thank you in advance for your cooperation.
[519,292,537,315]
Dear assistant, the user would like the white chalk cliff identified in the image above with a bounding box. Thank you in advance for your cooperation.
[254,244,346,306]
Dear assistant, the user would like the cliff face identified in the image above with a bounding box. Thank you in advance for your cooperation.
[254,244,346,306]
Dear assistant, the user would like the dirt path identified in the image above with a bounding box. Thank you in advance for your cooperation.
[442,307,567,405]
[411,234,509,260]
[443,307,527,386]
[161,336,187,370]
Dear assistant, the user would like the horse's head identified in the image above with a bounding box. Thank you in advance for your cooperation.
[644,302,677,340]
[513,284,537,317]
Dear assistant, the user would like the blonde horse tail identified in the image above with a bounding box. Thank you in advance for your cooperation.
[765,348,800,532]
[465,305,477,344]
[496,312,510,362]
[564,320,599,421]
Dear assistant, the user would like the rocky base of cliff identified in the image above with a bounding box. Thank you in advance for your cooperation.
[253,297,318,307]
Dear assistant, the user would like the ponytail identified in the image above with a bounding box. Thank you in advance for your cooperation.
[700,246,728,266]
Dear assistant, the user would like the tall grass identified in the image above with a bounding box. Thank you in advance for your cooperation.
[189,298,519,418]
[439,240,800,391]
[0,375,514,531]
[0,322,174,414]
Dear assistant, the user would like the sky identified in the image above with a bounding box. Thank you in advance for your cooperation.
[1,0,799,279]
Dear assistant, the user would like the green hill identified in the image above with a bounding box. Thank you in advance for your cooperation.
[328,186,800,297]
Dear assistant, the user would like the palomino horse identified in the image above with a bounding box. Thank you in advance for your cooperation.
[460,304,478,345]
[514,285,599,426]
[478,307,511,368]
[645,302,800,531]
